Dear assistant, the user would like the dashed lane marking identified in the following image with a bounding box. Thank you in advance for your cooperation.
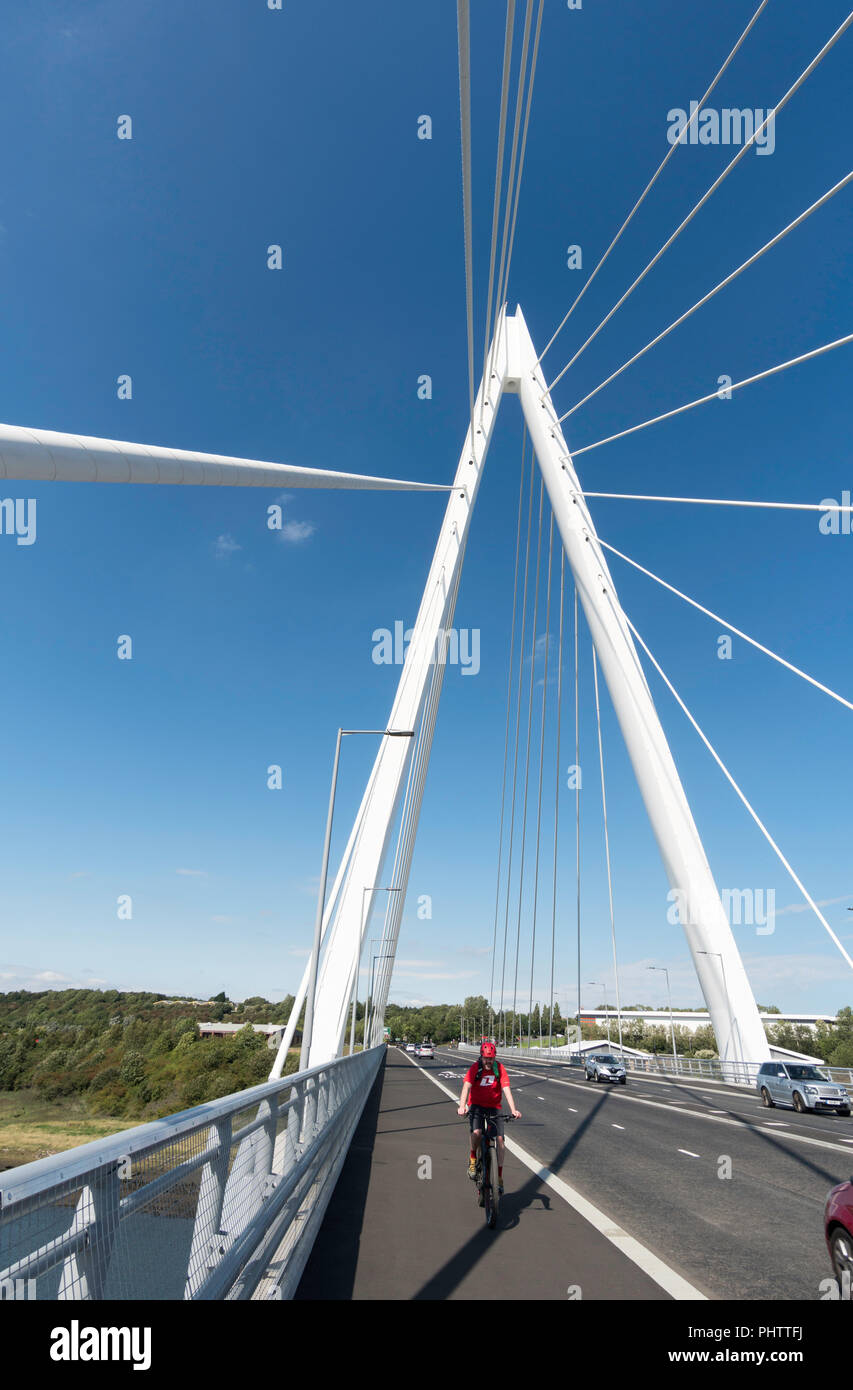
[406,1051,706,1301]
[678,1149,700,1158]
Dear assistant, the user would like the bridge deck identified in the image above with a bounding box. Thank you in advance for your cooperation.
[295,1048,670,1300]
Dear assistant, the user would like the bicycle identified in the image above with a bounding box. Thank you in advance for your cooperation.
[467,1105,514,1230]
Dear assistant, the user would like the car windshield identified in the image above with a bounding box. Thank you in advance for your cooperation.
[785,1065,828,1082]
[597,1055,620,1065]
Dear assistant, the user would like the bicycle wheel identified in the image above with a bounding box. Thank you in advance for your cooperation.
[486,1145,499,1228]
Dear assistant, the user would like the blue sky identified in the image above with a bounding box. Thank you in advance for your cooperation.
[1,0,852,1016]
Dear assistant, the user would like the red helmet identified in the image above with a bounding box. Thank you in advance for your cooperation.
[480,1040,497,1059]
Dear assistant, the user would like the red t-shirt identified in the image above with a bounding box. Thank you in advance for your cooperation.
[466,1060,509,1109]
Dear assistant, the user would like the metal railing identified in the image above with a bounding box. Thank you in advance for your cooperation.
[491,1044,853,1089]
[0,1045,384,1301]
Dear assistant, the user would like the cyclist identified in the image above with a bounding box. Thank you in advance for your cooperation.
[457,1040,521,1194]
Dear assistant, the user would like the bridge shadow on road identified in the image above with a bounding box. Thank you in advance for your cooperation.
[295,1050,670,1301]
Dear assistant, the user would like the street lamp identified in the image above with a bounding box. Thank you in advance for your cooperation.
[647,965,678,1070]
[300,727,414,1070]
[365,949,395,1048]
[350,887,401,1055]
[697,949,736,1071]
[588,981,611,1045]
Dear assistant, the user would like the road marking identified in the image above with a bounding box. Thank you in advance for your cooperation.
[612,1124,625,1130]
[537,1096,545,1100]
[457,1057,853,1157]
[761,1121,790,1127]
[568,1107,578,1113]
[415,1057,706,1301]
[678,1149,700,1158]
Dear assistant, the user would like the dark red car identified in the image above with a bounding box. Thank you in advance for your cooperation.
[825,1179,853,1294]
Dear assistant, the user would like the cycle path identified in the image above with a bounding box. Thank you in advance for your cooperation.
[295,1048,685,1301]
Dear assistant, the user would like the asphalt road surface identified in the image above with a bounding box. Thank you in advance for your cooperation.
[432,1049,852,1300]
[297,1047,849,1301]
[296,1047,681,1300]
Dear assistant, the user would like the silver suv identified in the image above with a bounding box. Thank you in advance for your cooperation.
[585,1053,627,1084]
[756,1061,850,1116]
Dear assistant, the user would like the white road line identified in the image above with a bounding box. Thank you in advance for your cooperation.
[568,1107,578,1113]
[612,1123,625,1130]
[678,1149,700,1158]
[537,1096,545,1100]
[412,1054,706,1301]
[476,1060,853,1157]
[433,1051,853,1156]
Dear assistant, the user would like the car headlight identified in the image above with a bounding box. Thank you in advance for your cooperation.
[804,1086,818,1094]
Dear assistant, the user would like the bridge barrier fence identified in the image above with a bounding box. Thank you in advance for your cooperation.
[464,1043,853,1089]
[0,1044,384,1302]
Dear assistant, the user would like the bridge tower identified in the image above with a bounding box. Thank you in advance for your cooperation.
[280,307,769,1072]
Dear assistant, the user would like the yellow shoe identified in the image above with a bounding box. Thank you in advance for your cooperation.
[468,1157,477,1179]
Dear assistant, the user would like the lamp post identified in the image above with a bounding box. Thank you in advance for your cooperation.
[588,981,611,1045]
[647,965,678,1071]
[300,727,414,1070]
[697,949,736,1074]
[365,950,395,1048]
[351,886,401,1055]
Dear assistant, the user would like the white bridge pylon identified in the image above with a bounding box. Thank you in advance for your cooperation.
[286,306,769,1070]
[0,308,769,1070]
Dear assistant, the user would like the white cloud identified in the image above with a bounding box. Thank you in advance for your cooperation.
[774,894,853,918]
[0,965,106,992]
[214,533,241,558]
[277,519,315,544]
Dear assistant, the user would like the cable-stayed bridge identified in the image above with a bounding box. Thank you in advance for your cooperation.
[2,0,853,1304]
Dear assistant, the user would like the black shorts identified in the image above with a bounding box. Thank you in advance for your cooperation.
[469,1106,504,1139]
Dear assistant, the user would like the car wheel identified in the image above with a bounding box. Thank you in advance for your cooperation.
[792,1091,807,1113]
[760,1087,774,1108]
[841,1108,851,1118]
[830,1226,853,1289]
[619,1078,627,1085]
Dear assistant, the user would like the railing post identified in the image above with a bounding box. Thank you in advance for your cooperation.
[185,1117,233,1299]
[57,1165,121,1301]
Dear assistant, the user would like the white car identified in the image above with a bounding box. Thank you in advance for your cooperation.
[417,1044,434,1059]
[405,1043,416,1052]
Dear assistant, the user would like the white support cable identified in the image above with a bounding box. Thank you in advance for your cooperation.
[561,168,853,421]
[511,475,545,1036]
[545,8,853,395]
[457,0,475,426]
[489,0,535,388]
[597,537,853,714]
[592,646,623,1054]
[371,566,460,1039]
[581,492,853,512]
[488,436,527,1022]
[536,0,772,367]
[526,510,555,1047]
[481,0,516,404]
[572,332,853,455]
[624,614,853,975]
[499,430,535,1040]
[496,0,544,324]
[548,546,565,1053]
[574,586,581,1042]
